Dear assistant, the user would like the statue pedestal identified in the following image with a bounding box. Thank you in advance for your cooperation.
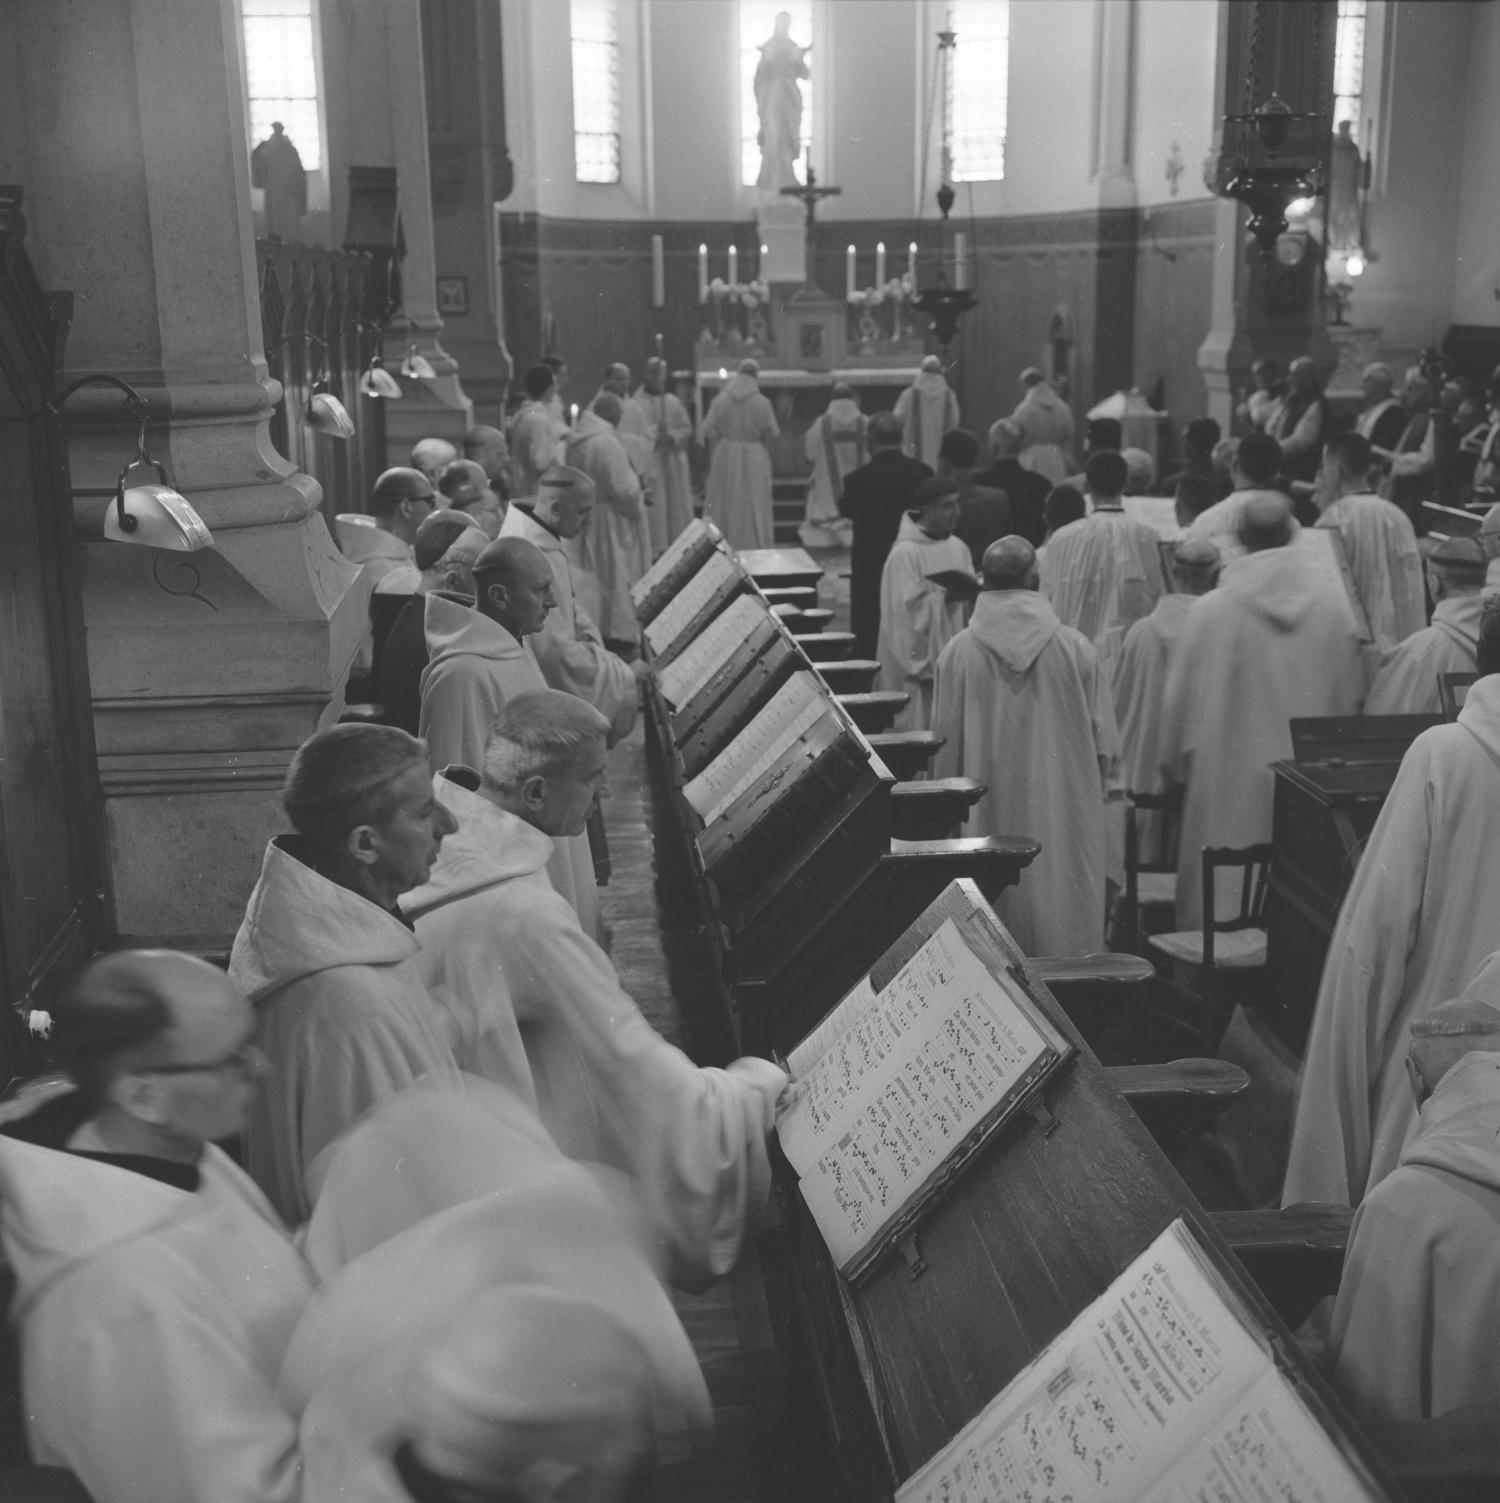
[757,195,807,285]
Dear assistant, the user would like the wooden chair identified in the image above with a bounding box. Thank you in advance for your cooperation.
[1121,788,1182,953]
[1439,669,1479,722]
[1146,843,1273,1052]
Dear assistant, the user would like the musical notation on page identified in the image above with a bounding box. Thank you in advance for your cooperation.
[657,593,768,709]
[644,550,737,657]
[632,518,710,608]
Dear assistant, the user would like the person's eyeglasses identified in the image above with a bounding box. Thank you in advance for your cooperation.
[144,1040,266,1078]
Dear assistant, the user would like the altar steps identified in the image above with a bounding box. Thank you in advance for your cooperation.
[772,478,806,544]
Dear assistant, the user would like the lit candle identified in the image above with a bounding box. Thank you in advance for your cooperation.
[954,232,968,291]
[651,234,665,308]
[760,242,769,278]
[727,244,738,285]
[876,241,886,287]
[846,244,856,299]
[909,241,918,279]
[698,243,708,302]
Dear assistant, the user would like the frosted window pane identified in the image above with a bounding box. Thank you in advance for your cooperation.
[740,0,813,188]
[948,0,1008,183]
[1333,0,1367,141]
[241,0,322,172]
[572,0,621,184]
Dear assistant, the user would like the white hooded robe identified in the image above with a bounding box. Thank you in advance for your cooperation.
[1317,491,1425,650]
[932,590,1121,955]
[801,398,864,545]
[894,370,960,469]
[1284,675,1500,1205]
[1363,592,1483,716]
[702,373,778,550]
[622,388,695,551]
[566,408,650,644]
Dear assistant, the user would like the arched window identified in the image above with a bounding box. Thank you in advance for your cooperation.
[571,0,622,184]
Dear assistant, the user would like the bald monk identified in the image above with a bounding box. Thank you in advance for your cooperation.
[894,355,961,469]
[1160,494,1364,927]
[1326,998,1500,1420]
[1112,539,1220,864]
[1041,449,1167,683]
[933,536,1121,954]
[419,536,602,942]
[1285,599,1500,1205]
[1365,535,1487,715]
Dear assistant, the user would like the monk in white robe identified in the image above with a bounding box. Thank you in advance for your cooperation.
[933,537,1121,955]
[801,381,864,546]
[1365,535,1486,715]
[419,537,602,941]
[498,465,643,742]
[894,354,960,469]
[876,479,974,733]
[1160,495,1365,929]
[1041,449,1167,684]
[702,358,778,550]
[1284,655,1500,1206]
[230,725,464,1222]
[1185,430,1292,561]
[1326,1001,1500,1421]
[622,356,695,552]
[1007,367,1074,482]
[1313,431,1425,650]
[405,696,787,1289]
[510,363,566,499]
[567,392,649,647]
[1112,539,1220,863]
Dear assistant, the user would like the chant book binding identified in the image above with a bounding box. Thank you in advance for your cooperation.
[777,898,1075,1284]
[896,1217,1384,1501]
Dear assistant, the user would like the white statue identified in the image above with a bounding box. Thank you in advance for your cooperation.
[755,12,810,189]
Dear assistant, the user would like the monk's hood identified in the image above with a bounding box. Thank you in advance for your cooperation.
[403,771,553,919]
[1433,592,1485,651]
[423,591,527,672]
[570,408,614,442]
[968,589,1060,673]
[826,398,862,424]
[498,503,565,559]
[895,513,956,548]
[911,371,949,400]
[1457,672,1500,761]
[725,373,760,402]
[1222,544,1317,631]
[229,836,420,1005]
[1149,592,1203,642]
[334,517,411,566]
[1402,1051,1500,1191]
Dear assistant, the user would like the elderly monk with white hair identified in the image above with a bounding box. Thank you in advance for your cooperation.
[1160,494,1364,928]
[405,690,787,1289]
[894,354,960,470]
[1005,366,1074,482]
[230,723,462,1222]
[1313,430,1425,650]
[1112,538,1220,864]
[410,436,458,486]
[1364,535,1487,715]
[1285,599,1500,1206]
[702,358,779,549]
[500,465,646,741]
[419,536,603,943]
[1326,996,1500,1421]
[1353,361,1406,450]
[933,536,1121,955]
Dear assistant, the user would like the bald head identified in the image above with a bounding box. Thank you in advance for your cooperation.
[988,417,1024,458]
[592,392,624,427]
[602,363,631,398]
[532,464,596,539]
[642,356,667,393]
[1426,535,1486,601]
[981,536,1039,592]
[1408,998,1500,1106]
[738,358,761,378]
[1238,492,1294,553]
[1170,538,1221,596]
[411,437,459,482]
[473,537,556,638]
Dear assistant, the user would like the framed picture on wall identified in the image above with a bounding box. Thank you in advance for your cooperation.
[437,276,469,316]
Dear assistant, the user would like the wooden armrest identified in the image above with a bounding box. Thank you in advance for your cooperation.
[339,702,386,724]
[1363,1411,1500,1503]
[761,586,818,608]
[797,631,857,662]
[836,691,909,733]
[1108,1059,1250,1105]
[786,608,835,637]
[1032,953,1156,988]
[817,659,881,693]
[1211,1203,1355,1257]
[866,730,945,781]
[879,836,1040,918]
[889,778,986,840]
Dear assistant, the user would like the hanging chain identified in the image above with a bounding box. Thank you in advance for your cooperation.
[1243,0,1266,112]
[917,22,940,221]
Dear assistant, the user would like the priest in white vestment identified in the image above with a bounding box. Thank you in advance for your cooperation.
[622,356,695,552]
[405,692,787,1289]
[0,951,312,1503]
[1112,539,1220,864]
[1185,431,1292,559]
[510,363,567,499]
[1314,432,1425,650]
[1160,495,1365,928]
[419,537,603,942]
[1040,449,1167,684]
[230,724,464,1222]
[498,465,644,741]
[894,355,960,469]
[702,358,779,550]
[567,392,650,648]
[1326,1001,1500,1421]
[801,381,864,546]
[1365,535,1486,715]
[1007,367,1074,482]
[933,537,1122,955]
[1285,619,1500,1206]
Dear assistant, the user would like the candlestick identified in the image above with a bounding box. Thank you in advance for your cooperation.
[954,232,968,291]
[651,234,665,308]
[876,241,886,287]
[697,243,708,302]
[846,244,856,300]
[727,244,738,285]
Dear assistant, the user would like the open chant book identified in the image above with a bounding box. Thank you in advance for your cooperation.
[642,548,739,659]
[777,912,1074,1282]
[682,669,826,824]
[631,517,715,614]
[656,592,770,710]
[897,1218,1383,1502]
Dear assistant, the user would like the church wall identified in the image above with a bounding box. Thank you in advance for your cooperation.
[1451,0,1500,331]
[1130,0,1219,210]
[1132,198,1219,421]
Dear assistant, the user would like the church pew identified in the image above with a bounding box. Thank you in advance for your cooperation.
[796,630,858,661]
[736,545,825,590]
[785,608,834,636]
[1108,1058,1250,1157]
[1032,950,1156,1044]
[1210,1203,1354,1329]
[834,690,908,732]
[864,729,943,781]
[888,777,984,840]
[760,585,819,610]
[814,658,880,694]
[1364,1411,1500,1503]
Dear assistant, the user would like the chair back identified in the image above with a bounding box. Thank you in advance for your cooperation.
[1200,843,1273,972]
[1123,788,1183,952]
[1439,670,1480,723]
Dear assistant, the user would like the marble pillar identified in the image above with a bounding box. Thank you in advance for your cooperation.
[6,0,368,944]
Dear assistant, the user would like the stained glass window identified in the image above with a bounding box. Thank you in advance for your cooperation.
[242,0,323,172]
[572,0,621,184]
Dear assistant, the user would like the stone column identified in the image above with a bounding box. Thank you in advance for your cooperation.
[7,0,368,944]
[1091,0,1139,398]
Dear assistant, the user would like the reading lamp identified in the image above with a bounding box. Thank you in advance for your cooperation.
[399,343,437,381]
[284,332,356,439]
[359,352,402,400]
[48,374,214,552]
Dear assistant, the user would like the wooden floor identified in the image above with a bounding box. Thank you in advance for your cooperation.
[599,719,816,1503]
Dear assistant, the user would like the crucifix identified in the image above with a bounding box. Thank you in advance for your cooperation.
[779,157,842,233]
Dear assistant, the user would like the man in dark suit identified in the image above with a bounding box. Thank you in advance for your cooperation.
[839,412,933,656]
[973,419,1050,546]
[938,428,1012,568]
